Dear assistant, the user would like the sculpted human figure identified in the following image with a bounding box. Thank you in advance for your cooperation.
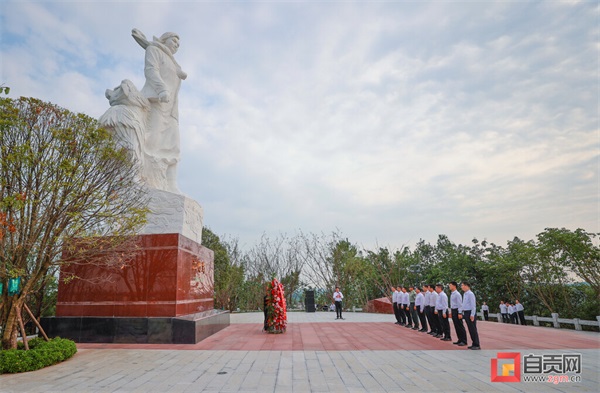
[100,29,187,194]
[133,29,187,193]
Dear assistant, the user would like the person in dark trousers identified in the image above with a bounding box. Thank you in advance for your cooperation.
[515,300,526,325]
[481,302,489,321]
[391,286,401,325]
[398,286,406,325]
[333,287,344,320]
[427,285,440,336]
[415,286,428,332]
[499,301,509,323]
[434,284,451,341]
[461,282,481,350]
[408,286,419,330]
[449,281,467,346]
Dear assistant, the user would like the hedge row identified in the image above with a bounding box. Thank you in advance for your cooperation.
[0,337,77,374]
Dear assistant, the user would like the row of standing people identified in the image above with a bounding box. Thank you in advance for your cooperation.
[391,282,481,350]
[499,300,526,325]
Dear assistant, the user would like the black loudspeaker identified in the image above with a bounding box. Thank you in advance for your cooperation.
[305,290,315,312]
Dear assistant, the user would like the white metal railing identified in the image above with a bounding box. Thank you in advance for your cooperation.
[486,312,600,331]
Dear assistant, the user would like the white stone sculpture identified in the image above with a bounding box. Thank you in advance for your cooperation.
[99,79,149,171]
[99,29,203,244]
[100,28,187,194]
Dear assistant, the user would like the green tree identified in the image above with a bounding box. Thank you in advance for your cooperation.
[536,228,600,299]
[1,97,147,349]
[202,227,245,311]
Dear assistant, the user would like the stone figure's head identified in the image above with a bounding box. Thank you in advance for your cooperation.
[157,32,180,54]
[105,80,150,110]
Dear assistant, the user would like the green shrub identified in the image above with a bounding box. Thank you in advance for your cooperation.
[0,337,77,374]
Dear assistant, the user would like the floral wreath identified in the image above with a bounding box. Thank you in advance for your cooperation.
[265,278,287,334]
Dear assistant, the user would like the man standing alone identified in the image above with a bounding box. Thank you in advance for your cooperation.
[481,302,489,321]
[461,282,481,350]
[333,287,344,320]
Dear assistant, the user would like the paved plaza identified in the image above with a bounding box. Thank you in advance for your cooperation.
[1,312,599,392]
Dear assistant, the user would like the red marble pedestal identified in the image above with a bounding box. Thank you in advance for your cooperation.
[56,233,214,318]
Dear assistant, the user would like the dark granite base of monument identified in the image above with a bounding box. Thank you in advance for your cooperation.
[41,310,229,344]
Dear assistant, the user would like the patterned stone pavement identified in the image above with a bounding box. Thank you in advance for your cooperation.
[2,312,599,392]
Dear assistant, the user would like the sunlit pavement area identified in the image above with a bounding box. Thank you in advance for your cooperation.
[2,311,599,392]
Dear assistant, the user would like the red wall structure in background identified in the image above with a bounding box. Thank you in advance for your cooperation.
[365,297,394,314]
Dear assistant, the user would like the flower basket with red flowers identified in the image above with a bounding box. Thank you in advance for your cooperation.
[265,278,287,334]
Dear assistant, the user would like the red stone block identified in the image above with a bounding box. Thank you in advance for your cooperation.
[56,233,214,317]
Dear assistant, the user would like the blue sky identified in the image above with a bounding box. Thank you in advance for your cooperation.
[1,1,597,250]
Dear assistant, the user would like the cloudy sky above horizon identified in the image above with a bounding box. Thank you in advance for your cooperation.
[1,1,598,251]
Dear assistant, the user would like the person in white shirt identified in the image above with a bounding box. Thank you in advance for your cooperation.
[428,285,440,336]
[507,303,517,324]
[515,300,526,325]
[414,287,428,332]
[449,281,467,346]
[333,287,344,320]
[398,286,407,325]
[461,282,481,350]
[391,287,401,325]
[499,301,509,323]
[401,287,412,328]
[481,302,489,321]
[434,284,451,341]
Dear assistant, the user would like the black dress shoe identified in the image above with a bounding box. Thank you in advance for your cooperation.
[412,327,419,330]
[405,325,413,328]
[457,342,467,346]
[469,346,481,350]
[452,341,460,345]
[427,331,435,335]
[442,337,452,341]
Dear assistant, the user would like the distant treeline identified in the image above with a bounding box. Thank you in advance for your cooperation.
[205,227,599,321]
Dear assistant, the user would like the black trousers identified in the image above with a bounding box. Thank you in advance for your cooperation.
[393,303,400,323]
[424,306,434,332]
[518,311,526,325]
[463,310,480,347]
[437,310,451,339]
[510,312,517,324]
[335,301,343,318]
[417,305,427,330]
[427,306,439,333]
[483,311,489,321]
[501,313,509,323]
[451,308,467,343]
[405,304,412,325]
[399,304,406,324]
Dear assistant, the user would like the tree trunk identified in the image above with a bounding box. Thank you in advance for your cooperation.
[1,298,23,350]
